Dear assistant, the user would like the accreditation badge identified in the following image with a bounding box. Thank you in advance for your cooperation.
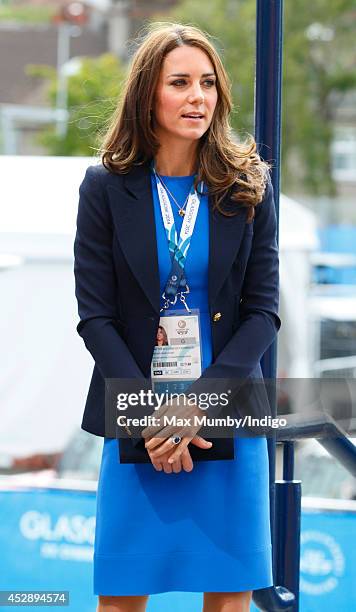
[151,309,203,394]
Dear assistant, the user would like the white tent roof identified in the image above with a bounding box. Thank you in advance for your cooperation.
[0,155,100,260]
[0,155,96,234]
[0,156,99,459]
[279,193,318,251]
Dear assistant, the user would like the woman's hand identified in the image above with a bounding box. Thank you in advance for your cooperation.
[146,435,213,473]
[147,445,194,473]
[142,397,204,441]
[142,397,213,468]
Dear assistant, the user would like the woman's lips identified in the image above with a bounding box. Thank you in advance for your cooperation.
[181,115,204,121]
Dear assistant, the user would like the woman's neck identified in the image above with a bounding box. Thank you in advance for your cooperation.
[154,140,198,176]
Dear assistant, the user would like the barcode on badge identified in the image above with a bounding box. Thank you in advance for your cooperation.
[152,361,178,367]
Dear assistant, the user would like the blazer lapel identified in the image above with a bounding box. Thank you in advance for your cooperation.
[106,162,247,314]
[208,197,248,305]
[106,162,161,314]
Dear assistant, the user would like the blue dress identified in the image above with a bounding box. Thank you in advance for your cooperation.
[93,174,273,595]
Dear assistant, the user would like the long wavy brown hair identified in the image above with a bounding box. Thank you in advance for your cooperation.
[100,22,271,221]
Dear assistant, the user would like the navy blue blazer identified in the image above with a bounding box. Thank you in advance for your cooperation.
[74,161,281,447]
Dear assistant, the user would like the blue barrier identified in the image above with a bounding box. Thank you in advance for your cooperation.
[0,488,97,612]
[299,508,356,611]
[1,488,355,611]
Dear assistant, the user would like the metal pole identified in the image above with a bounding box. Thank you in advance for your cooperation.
[0,109,17,155]
[56,23,70,138]
[275,441,302,611]
[252,2,298,611]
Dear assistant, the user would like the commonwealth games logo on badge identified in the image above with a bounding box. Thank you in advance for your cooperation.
[177,320,188,335]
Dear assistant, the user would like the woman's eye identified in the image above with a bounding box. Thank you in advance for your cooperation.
[170,79,216,87]
[171,79,186,86]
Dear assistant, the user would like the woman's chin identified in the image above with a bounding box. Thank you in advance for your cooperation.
[176,128,206,142]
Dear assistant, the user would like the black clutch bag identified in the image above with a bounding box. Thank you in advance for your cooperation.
[118,436,235,464]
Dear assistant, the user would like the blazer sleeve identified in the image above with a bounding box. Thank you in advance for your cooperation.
[186,173,281,408]
[74,165,145,384]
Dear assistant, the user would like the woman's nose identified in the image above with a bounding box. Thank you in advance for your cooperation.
[187,85,204,104]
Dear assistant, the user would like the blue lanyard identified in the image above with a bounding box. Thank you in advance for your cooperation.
[151,161,203,312]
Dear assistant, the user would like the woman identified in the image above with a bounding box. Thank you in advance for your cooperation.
[74,22,281,612]
[155,325,168,346]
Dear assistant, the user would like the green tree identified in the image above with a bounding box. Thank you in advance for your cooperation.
[0,4,54,24]
[164,0,356,195]
[27,53,125,156]
[282,0,356,194]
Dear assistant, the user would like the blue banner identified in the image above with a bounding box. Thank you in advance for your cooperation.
[298,508,356,611]
[0,489,97,611]
[0,490,355,611]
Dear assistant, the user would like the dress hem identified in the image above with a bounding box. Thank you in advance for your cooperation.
[94,546,273,596]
